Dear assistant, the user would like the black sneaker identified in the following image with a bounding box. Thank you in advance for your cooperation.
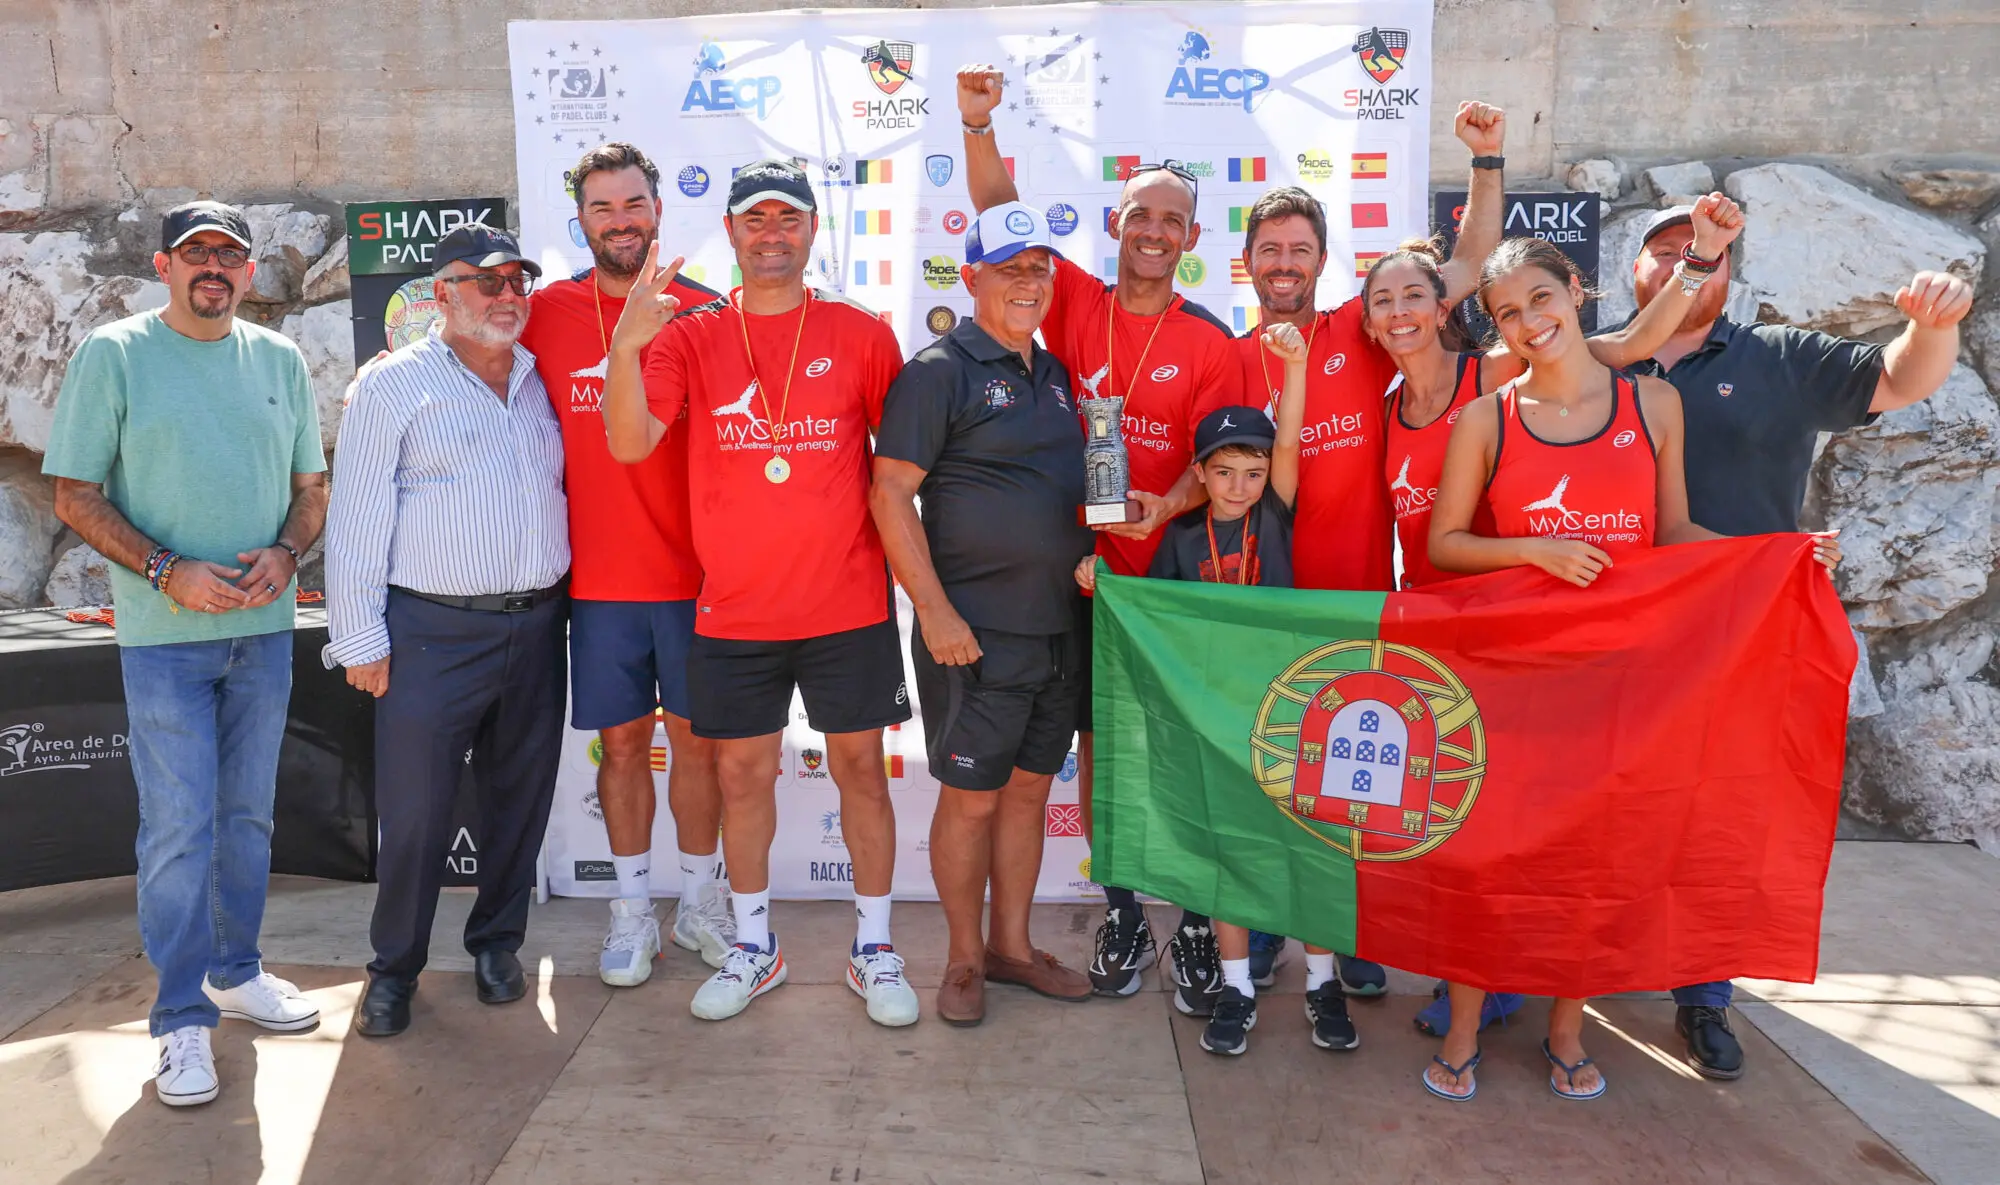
[1168,922,1223,1017]
[1677,1005,1745,1080]
[1200,986,1257,1055]
[1088,908,1157,997]
[1305,982,1359,1050]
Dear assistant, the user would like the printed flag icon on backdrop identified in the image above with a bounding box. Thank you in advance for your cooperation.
[1102,155,1141,182]
[853,210,893,235]
[1229,258,1252,284]
[1233,306,1261,334]
[1354,250,1384,277]
[852,260,892,286]
[1101,256,1120,280]
[649,746,668,772]
[853,158,895,184]
[1046,804,1085,838]
[1228,206,1250,233]
[884,754,905,777]
[730,265,743,287]
[1103,206,1118,233]
[1352,203,1389,229]
[1002,156,1016,179]
[1351,152,1389,180]
[1228,157,1267,182]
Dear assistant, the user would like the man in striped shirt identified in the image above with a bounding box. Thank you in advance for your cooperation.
[324,223,571,1039]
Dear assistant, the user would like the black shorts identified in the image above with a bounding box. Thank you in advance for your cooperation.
[688,618,912,740]
[912,620,1083,792]
[1075,595,1094,733]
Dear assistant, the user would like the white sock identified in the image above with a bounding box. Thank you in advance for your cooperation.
[611,851,650,901]
[734,888,771,951]
[679,848,717,901]
[854,893,893,950]
[1221,957,1255,999]
[1305,952,1337,992]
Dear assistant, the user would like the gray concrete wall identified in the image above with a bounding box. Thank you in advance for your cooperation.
[4,0,1997,216]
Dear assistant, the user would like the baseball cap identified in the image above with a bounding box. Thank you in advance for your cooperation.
[160,200,253,251]
[964,201,1063,266]
[727,159,817,216]
[431,222,542,277]
[1639,205,1695,248]
[1194,405,1276,462]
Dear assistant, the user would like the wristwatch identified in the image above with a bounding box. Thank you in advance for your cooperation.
[1471,155,1505,171]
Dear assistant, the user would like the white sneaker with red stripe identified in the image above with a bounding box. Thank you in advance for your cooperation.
[690,937,787,1020]
[848,943,919,1027]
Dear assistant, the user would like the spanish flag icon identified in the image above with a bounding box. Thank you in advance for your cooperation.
[1351,152,1388,180]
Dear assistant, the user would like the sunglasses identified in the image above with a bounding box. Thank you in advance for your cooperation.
[1132,161,1201,208]
[437,272,535,297]
[173,243,252,269]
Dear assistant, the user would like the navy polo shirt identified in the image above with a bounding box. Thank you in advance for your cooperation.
[1627,316,1885,536]
[875,320,1094,635]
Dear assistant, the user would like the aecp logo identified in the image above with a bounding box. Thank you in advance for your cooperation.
[681,42,781,119]
[1164,31,1270,114]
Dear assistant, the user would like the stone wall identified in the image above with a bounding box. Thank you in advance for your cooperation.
[3,1,1999,847]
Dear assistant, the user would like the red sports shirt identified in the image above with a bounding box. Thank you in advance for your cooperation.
[1485,373,1657,559]
[641,289,902,641]
[1384,352,1486,589]
[523,270,717,602]
[1042,257,1243,577]
[1239,297,1400,592]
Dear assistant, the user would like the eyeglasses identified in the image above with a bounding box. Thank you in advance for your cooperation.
[173,243,252,268]
[436,272,535,297]
[1132,161,1201,208]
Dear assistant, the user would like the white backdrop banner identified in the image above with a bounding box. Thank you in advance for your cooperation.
[510,1,1435,900]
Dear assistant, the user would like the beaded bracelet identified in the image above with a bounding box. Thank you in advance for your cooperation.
[152,552,181,593]
[144,547,176,590]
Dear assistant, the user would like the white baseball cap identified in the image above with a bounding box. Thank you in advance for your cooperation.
[964,202,1062,266]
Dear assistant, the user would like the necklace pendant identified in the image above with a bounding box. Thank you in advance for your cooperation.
[1558,406,1570,417]
[764,454,792,484]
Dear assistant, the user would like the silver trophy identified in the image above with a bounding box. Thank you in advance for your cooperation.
[1079,393,1141,525]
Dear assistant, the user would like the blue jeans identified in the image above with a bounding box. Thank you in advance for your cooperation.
[1673,980,1734,1008]
[120,631,293,1037]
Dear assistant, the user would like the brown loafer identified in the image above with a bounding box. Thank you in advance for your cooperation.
[984,947,1092,1002]
[938,962,986,1027]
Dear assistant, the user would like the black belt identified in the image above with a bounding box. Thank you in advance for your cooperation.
[390,581,566,614]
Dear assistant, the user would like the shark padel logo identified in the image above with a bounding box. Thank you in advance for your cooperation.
[1352,27,1409,84]
[1251,640,1485,861]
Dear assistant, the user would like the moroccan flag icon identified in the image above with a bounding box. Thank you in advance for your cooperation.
[1228,157,1267,183]
[1351,152,1389,179]
[853,210,892,235]
[853,158,895,184]
[1102,155,1141,182]
[1351,202,1389,229]
[1089,535,1854,999]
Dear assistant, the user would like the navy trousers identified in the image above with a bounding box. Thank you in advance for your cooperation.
[367,589,567,982]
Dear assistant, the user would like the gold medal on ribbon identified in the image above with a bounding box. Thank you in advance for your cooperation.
[765,455,792,484]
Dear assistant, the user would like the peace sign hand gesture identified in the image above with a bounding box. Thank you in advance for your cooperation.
[609,241,687,357]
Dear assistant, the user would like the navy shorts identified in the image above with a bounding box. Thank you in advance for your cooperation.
[569,599,697,729]
[912,622,1083,792]
[687,617,911,741]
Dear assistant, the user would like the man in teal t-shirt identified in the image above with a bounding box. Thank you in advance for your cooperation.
[42,200,330,1109]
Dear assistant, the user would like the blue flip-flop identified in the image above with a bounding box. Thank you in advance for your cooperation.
[1543,1038,1608,1101]
[1420,1050,1481,1102]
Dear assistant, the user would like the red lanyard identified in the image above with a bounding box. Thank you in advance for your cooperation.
[1205,505,1256,586]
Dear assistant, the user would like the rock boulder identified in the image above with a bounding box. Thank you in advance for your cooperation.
[0,449,61,608]
[1565,159,1621,201]
[279,300,355,453]
[243,205,332,305]
[1641,161,1716,206]
[45,542,110,608]
[302,235,350,305]
[1724,163,1985,336]
[1889,166,2000,214]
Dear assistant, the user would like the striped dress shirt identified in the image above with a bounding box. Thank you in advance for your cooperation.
[322,328,569,668]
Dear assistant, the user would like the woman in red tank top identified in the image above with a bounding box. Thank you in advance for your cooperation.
[1414,237,1726,1106]
[1362,194,1745,590]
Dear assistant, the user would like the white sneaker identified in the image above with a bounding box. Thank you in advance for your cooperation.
[671,881,736,969]
[599,897,661,987]
[690,938,786,1021]
[155,1025,219,1107]
[205,971,321,1031]
[848,944,919,1028]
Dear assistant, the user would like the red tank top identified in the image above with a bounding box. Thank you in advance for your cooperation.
[1484,372,1657,559]
[1385,353,1485,589]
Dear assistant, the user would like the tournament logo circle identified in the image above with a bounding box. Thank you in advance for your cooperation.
[1250,639,1485,861]
[942,210,969,236]
[383,277,444,350]
[1296,149,1336,184]
[1045,203,1079,236]
[925,306,958,336]
[1176,254,1207,286]
[678,165,711,198]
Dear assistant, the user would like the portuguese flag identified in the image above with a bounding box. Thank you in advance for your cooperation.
[1091,535,1853,999]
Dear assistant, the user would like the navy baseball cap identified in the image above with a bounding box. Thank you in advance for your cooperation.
[161,200,252,251]
[965,201,1062,266]
[432,222,542,277]
[727,159,817,216]
[1640,205,1695,247]
[1194,405,1276,462]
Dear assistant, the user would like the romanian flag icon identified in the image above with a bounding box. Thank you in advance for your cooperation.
[854,158,894,184]
[1228,207,1251,233]
[852,260,892,286]
[1229,258,1252,284]
[1228,157,1267,182]
[884,754,905,777]
[1352,203,1389,229]
[1232,306,1261,333]
[1351,152,1388,180]
[853,210,893,235]
[1102,155,1141,182]
[1354,250,1385,277]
